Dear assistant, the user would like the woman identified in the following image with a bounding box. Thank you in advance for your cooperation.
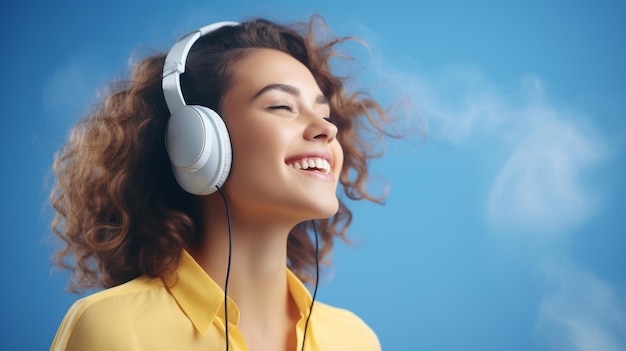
[50,16,391,351]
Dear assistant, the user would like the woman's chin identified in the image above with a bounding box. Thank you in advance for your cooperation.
[309,199,340,220]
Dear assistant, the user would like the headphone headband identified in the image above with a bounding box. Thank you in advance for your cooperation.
[162,21,238,112]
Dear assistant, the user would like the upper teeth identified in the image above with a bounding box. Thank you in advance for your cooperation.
[288,157,332,174]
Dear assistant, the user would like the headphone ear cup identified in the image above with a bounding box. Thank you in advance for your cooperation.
[165,105,232,195]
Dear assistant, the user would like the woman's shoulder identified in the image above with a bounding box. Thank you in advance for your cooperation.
[311,302,381,350]
[51,276,167,350]
[67,276,164,316]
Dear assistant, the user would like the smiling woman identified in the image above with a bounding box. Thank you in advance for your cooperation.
[49,16,394,351]
[218,49,343,224]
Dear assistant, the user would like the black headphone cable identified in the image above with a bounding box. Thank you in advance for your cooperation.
[301,220,320,351]
[216,186,233,351]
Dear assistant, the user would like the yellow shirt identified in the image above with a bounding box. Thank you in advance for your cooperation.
[51,251,381,350]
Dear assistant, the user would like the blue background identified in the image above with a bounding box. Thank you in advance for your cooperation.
[1,0,625,350]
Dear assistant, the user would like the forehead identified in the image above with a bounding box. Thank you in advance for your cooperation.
[228,48,322,95]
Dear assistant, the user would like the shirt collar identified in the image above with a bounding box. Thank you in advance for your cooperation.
[164,250,238,336]
[164,250,313,336]
[286,269,313,317]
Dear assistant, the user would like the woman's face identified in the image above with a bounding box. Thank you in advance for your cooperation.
[219,48,343,224]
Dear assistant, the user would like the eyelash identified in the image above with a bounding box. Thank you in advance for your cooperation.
[268,104,295,112]
[324,116,338,126]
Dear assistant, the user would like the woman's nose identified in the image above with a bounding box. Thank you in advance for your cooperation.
[304,115,338,143]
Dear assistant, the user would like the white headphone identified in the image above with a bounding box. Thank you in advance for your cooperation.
[162,22,238,195]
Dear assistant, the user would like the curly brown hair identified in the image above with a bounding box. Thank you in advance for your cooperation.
[51,16,393,292]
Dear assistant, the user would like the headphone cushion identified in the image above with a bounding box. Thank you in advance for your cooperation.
[166,105,232,195]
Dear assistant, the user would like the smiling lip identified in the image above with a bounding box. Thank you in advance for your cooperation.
[285,151,334,176]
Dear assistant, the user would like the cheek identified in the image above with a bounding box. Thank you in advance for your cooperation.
[227,121,288,169]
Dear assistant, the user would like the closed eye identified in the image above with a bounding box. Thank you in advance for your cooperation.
[268,104,295,112]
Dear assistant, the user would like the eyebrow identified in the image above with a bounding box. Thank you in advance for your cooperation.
[251,83,329,105]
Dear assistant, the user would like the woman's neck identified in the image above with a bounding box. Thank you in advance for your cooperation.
[191,194,300,350]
